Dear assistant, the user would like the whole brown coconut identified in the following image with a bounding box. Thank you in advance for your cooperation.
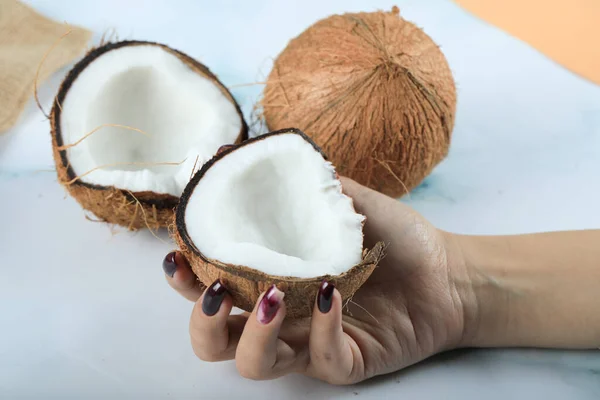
[262,7,456,197]
[51,40,247,229]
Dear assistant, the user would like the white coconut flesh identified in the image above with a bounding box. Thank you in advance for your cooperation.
[184,133,365,278]
[60,44,242,197]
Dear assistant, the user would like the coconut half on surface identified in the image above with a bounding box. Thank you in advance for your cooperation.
[51,40,247,229]
[175,128,384,318]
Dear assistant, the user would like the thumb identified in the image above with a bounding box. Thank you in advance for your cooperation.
[338,176,396,216]
[338,176,424,250]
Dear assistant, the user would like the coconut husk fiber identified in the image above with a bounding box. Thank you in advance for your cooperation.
[173,129,386,319]
[0,1,91,133]
[175,228,385,319]
[262,7,456,198]
[50,40,248,230]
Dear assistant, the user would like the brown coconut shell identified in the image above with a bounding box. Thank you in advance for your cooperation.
[262,7,456,198]
[50,40,248,230]
[175,128,385,319]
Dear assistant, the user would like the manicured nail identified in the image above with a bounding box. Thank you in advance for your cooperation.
[317,281,335,313]
[217,144,235,155]
[257,285,284,325]
[202,280,227,316]
[162,252,178,277]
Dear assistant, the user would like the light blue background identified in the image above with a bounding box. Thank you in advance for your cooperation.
[1,0,599,398]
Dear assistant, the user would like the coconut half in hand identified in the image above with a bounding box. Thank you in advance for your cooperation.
[175,128,384,318]
[50,40,247,229]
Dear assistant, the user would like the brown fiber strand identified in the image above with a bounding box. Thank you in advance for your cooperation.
[248,102,267,136]
[127,199,139,231]
[227,81,267,89]
[63,160,184,185]
[274,65,291,108]
[151,204,159,231]
[116,193,128,213]
[57,124,148,150]
[343,295,354,317]
[125,190,166,243]
[261,7,455,197]
[85,214,105,223]
[98,27,119,47]
[167,221,177,241]
[259,102,291,108]
[347,299,379,324]
[373,157,411,199]
[34,26,73,119]
[55,96,63,113]
[189,155,200,181]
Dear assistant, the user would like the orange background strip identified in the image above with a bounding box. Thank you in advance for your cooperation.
[453,0,600,86]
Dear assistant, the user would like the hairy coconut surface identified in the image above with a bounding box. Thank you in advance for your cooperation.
[51,40,247,229]
[175,128,384,318]
[262,7,456,198]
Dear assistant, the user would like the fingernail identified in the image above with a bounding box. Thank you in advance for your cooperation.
[257,285,284,325]
[217,144,235,155]
[162,252,178,277]
[202,280,227,316]
[317,281,335,313]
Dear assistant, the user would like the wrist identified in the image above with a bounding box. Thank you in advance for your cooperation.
[442,232,512,348]
[447,230,600,350]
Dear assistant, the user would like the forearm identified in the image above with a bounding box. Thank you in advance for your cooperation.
[450,230,600,349]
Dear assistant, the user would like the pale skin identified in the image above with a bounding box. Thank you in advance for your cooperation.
[163,177,600,384]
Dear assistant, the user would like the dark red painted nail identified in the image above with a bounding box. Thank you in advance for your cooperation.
[217,144,235,155]
[162,252,178,277]
[257,285,284,324]
[317,281,335,313]
[202,280,227,316]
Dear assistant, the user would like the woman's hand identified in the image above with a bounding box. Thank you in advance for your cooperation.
[162,177,473,384]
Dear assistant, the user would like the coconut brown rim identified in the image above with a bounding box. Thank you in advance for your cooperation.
[175,128,385,319]
[50,40,248,229]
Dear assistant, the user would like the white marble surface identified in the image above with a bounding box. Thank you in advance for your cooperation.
[1,0,600,398]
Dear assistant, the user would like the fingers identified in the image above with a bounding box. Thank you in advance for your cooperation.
[235,285,299,380]
[188,282,300,375]
[185,279,363,384]
[189,279,246,362]
[307,281,361,385]
[162,251,205,302]
[163,252,244,362]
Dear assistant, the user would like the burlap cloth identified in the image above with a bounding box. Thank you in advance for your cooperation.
[0,0,91,133]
